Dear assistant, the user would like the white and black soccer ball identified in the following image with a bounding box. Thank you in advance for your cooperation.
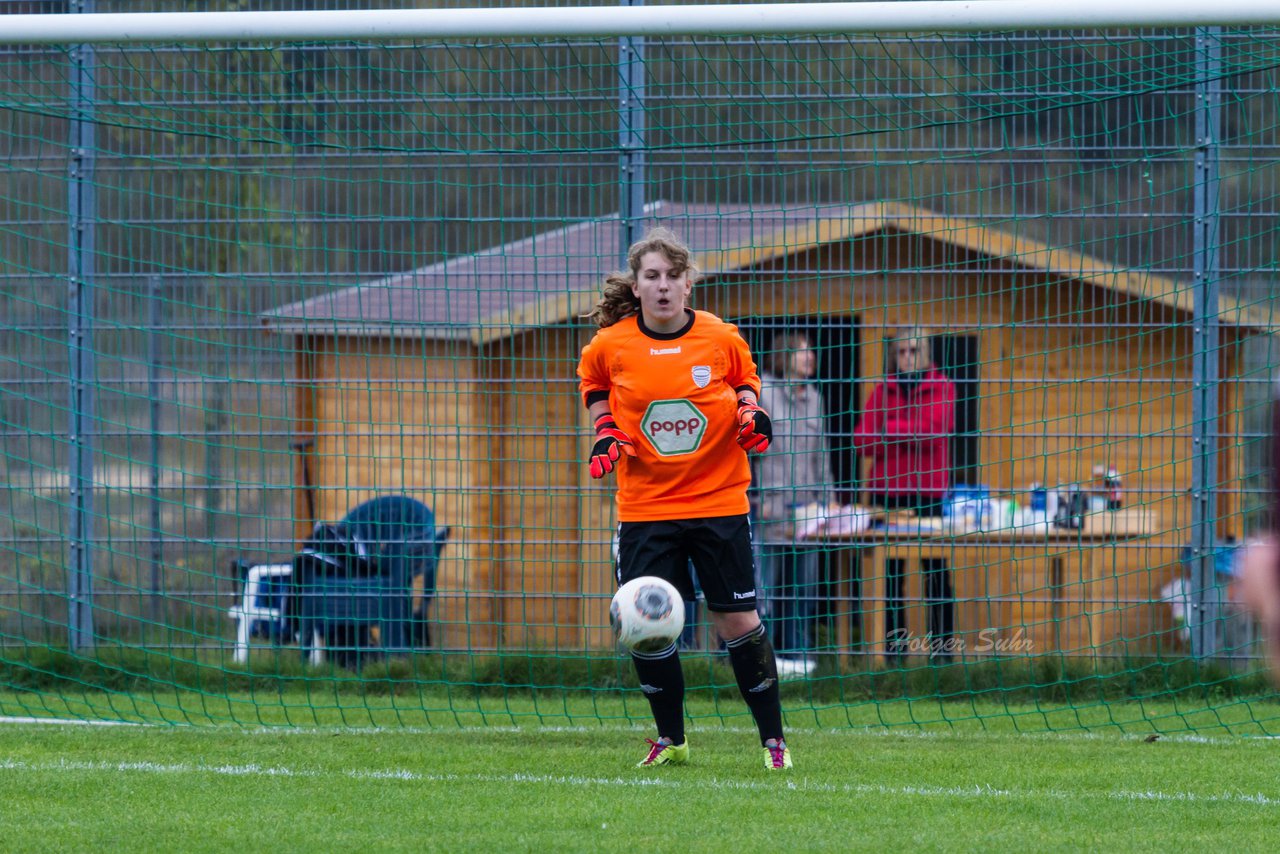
[609,576,685,654]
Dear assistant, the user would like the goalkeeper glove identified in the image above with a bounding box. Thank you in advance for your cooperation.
[736,401,772,453]
[588,414,636,478]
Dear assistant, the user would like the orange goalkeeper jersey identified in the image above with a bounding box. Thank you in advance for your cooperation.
[577,309,761,522]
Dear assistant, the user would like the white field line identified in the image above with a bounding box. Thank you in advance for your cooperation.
[0,716,140,727]
[0,756,1277,808]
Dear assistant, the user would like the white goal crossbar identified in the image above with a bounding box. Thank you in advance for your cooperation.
[1,0,1279,45]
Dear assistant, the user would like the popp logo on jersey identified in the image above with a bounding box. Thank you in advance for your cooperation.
[640,399,707,456]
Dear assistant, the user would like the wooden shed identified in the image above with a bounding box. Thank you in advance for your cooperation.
[263,201,1272,655]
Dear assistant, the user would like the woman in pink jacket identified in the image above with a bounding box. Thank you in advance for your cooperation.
[853,329,957,658]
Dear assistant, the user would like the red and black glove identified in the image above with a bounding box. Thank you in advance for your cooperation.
[588,414,636,478]
[736,401,772,454]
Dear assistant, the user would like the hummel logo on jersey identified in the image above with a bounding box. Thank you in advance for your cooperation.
[650,346,681,356]
[732,590,756,600]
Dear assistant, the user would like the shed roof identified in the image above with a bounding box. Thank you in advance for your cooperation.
[263,201,1274,344]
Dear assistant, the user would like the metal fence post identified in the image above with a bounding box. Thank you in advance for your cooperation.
[66,0,98,651]
[148,274,165,623]
[618,0,646,264]
[1189,25,1223,661]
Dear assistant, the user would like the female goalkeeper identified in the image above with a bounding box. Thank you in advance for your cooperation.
[577,227,791,771]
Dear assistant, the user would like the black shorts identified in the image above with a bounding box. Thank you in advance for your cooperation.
[615,514,758,613]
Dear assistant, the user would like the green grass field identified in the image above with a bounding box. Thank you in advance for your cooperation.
[3,693,1280,851]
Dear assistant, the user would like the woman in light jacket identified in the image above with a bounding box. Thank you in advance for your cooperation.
[756,333,834,675]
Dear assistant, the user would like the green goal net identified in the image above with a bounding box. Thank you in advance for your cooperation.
[2,6,1280,732]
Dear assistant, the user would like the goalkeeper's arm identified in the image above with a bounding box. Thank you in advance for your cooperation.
[585,398,635,478]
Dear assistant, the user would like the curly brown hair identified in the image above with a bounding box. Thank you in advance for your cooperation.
[585,227,700,328]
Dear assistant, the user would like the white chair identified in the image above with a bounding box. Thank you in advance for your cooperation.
[228,563,324,665]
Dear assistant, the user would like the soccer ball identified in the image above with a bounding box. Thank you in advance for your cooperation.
[609,576,685,653]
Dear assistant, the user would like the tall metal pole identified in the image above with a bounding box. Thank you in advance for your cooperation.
[1189,26,1222,661]
[148,274,164,622]
[618,0,646,265]
[66,0,98,651]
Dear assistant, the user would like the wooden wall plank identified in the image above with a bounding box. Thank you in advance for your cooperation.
[487,326,590,649]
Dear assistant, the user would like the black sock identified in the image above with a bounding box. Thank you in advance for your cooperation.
[631,643,685,744]
[725,623,784,746]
